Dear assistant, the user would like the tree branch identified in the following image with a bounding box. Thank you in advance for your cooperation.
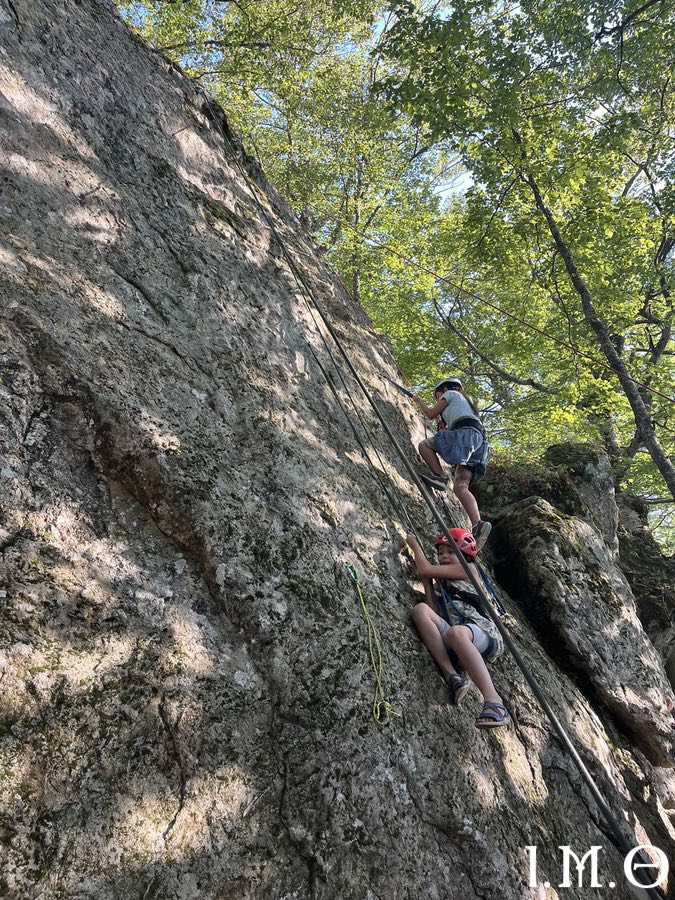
[622,163,644,197]
[473,177,517,250]
[513,129,675,500]
[594,0,663,39]
[432,298,559,394]
[157,38,316,55]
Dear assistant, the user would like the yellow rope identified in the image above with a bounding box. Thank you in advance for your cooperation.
[347,565,395,725]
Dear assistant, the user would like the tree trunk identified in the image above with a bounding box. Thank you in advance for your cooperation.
[523,170,675,500]
[351,162,363,305]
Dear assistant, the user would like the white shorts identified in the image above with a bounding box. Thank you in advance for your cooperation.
[435,618,491,655]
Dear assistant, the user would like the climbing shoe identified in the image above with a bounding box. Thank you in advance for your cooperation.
[446,673,470,706]
[420,471,448,492]
[475,701,510,729]
[472,519,492,551]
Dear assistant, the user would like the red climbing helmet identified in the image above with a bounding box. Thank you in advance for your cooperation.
[434,528,477,560]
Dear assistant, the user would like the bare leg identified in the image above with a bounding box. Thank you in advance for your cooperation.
[452,465,480,526]
[445,625,500,703]
[418,438,444,476]
[412,604,457,677]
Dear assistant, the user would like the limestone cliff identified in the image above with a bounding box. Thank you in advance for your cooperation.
[1,2,674,898]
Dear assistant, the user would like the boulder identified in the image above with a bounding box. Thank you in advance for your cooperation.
[617,494,675,691]
[490,497,674,766]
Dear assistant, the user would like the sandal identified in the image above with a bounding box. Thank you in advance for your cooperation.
[475,701,510,729]
[446,673,470,706]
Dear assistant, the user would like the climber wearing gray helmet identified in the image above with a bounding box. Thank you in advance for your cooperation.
[413,377,491,550]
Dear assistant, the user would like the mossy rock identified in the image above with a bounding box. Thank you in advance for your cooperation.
[543,442,605,473]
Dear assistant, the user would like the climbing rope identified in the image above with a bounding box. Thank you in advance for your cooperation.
[344,563,394,725]
[194,86,664,899]
[298,290,422,542]
[191,98,420,541]
[299,312,421,542]
[435,488,507,616]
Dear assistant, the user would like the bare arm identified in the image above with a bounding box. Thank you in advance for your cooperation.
[413,395,447,420]
[407,535,474,581]
[418,559,471,580]
[421,575,435,606]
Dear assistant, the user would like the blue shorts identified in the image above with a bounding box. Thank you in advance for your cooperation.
[432,427,488,481]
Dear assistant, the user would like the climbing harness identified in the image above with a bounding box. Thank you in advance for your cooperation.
[344,563,394,725]
[432,523,500,662]
[194,85,665,899]
[436,582,501,665]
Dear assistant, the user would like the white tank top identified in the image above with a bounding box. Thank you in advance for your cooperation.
[440,390,480,429]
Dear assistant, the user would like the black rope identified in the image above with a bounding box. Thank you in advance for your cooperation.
[299,292,420,538]
[434,488,507,615]
[305,325,420,540]
[194,93,420,540]
[196,86,664,899]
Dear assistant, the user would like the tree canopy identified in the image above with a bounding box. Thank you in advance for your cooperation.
[379,0,674,539]
[117,0,674,548]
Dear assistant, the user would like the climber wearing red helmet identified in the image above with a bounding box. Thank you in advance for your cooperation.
[434,528,478,559]
[404,530,509,729]
[412,377,491,551]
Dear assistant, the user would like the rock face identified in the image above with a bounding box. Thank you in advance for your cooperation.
[617,494,675,691]
[487,496,673,766]
[1,3,675,899]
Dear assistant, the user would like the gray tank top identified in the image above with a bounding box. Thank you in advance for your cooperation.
[440,390,480,429]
